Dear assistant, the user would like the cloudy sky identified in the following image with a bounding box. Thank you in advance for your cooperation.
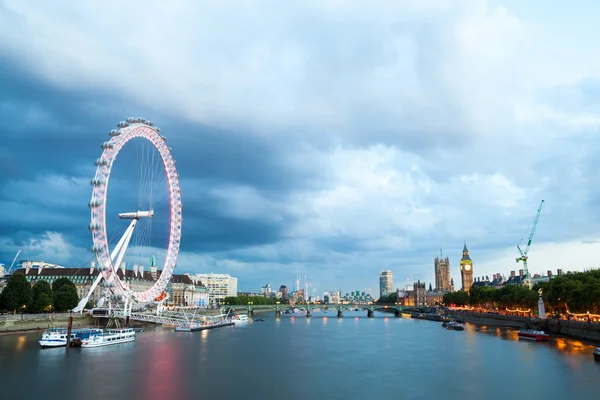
[1,0,600,295]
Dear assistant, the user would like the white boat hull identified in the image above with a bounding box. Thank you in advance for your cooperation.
[82,336,135,348]
[39,339,68,348]
[232,315,249,325]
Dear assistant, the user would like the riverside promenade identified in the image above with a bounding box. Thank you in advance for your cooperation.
[0,313,95,333]
[450,310,600,342]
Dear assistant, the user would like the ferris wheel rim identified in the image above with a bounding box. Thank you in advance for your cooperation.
[89,119,182,304]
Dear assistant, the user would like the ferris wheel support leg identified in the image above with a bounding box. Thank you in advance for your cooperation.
[110,219,136,263]
[73,271,105,313]
[111,219,139,272]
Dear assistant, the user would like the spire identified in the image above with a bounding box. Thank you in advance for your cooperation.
[461,242,471,261]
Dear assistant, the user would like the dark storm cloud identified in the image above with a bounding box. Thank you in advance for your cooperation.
[0,58,323,265]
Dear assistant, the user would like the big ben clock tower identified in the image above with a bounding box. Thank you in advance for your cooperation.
[460,242,473,292]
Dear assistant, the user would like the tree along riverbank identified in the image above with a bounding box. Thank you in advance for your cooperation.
[450,310,600,342]
[0,313,95,334]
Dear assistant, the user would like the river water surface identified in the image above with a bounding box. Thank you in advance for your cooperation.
[1,311,599,399]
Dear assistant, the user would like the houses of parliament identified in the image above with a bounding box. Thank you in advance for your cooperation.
[434,242,473,292]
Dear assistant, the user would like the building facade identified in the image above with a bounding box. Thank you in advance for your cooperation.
[279,285,288,300]
[189,273,238,306]
[343,290,374,304]
[379,270,393,298]
[434,255,451,292]
[12,260,209,308]
[165,274,209,307]
[459,242,474,292]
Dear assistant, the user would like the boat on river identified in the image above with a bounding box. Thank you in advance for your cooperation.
[517,329,550,341]
[81,328,136,348]
[231,314,248,325]
[593,347,600,362]
[446,321,465,331]
[39,328,102,348]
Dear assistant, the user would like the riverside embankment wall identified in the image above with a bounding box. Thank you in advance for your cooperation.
[0,313,95,333]
[545,318,600,342]
[450,311,600,342]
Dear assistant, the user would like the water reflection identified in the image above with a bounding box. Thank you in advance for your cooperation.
[138,333,184,399]
[1,317,599,398]
[553,338,595,355]
[15,335,26,351]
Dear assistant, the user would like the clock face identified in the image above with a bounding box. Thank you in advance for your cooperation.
[465,265,471,271]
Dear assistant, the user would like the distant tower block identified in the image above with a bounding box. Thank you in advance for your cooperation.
[379,270,393,298]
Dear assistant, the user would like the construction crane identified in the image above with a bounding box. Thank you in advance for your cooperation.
[516,200,545,289]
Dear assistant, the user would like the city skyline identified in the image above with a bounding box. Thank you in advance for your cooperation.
[2,1,600,294]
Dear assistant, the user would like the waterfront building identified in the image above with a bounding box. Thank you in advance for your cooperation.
[168,274,209,307]
[379,270,393,298]
[279,285,288,300]
[19,260,65,269]
[397,280,435,306]
[459,242,474,292]
[0,263,5,278]
[260,283,271,294]
[323,290,342,304]
[12,260,209,307]
[14,261,105,302]
[188,273,238,306]
[434,254,451,292]
[343,290,374,304]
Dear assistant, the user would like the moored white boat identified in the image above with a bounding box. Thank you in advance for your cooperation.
[517,329,550,341]
[39,328,103,348]
[39,328,75,348]
[81,328,136,348]
[232,314,248,325]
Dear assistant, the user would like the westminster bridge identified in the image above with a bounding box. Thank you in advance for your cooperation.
[220,303,433,318]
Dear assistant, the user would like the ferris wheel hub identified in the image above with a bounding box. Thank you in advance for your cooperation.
[118,210,154,219]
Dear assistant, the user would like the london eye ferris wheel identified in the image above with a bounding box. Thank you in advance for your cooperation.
[75,117,182,311]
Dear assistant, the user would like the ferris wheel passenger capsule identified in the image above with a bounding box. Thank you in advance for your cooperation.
[91,246,103,253]
[90,178,104,186]
[101,142,114,149]
[118,121,129,128]
[136,117,144,123]
[155,127,160,133]
[109,129,121,136]
[127,117,136,123]
[88,223,101,230]
[95,158,108,166]
[88,200,102,208]
[145,120,153,126]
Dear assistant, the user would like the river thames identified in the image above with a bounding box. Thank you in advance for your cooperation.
[1,311,599,399]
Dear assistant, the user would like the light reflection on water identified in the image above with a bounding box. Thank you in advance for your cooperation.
[1,312,598,400]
